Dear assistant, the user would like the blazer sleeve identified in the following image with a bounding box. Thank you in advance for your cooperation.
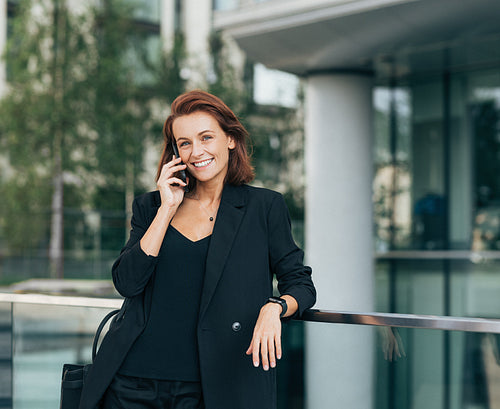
[267,193,316,317]
[111,195,159,298]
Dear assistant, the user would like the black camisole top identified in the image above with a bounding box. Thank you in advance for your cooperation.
[119,226,211,381]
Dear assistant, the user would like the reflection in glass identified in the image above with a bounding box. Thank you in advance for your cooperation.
[378,327,406,362]
[376,326,500,408]
[373,87,412,251]
[374,69,500,252]
[11,303,115,409]
[470,80,500,252]
[0,303,12,407]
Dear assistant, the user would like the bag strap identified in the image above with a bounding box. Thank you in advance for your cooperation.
[92,309,120,362]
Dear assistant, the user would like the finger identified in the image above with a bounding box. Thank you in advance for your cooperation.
[246,340,253,355]
[163,157,183,169]
[268,337,276,368]
[394,343,401,358]
[260,337,269,371]
[159,163,169,179]
[159,166,186,182]
[252,339,261,368]
[170,163,187,173]
[158,163,175,181]
[166,177,187,187]
[158,178,187,192]
[275,333,282,361]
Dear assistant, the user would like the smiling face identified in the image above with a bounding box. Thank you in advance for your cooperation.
[172,111,235,187]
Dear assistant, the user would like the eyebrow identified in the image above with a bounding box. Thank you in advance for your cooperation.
[198,129,214,135]
[176,129,215,142]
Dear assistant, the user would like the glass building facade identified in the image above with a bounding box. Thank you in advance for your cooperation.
[372,34,500,408]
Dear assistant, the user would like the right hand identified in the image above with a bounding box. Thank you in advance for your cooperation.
[157,156,188,209]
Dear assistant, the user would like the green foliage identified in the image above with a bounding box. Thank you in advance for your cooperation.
[0,0,177,259]
[149,32,187,106]
[89,0,147,187]
[0,175,51,250]
[0,0,95,254]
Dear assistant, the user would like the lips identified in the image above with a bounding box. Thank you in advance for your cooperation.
[193,158,214,168]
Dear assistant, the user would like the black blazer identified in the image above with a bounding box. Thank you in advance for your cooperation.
[79,184,316,409]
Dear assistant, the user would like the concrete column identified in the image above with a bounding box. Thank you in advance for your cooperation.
[0,0,6,97]
[160,0,175,52]
[183,0,212,87]
[304,73,375,409]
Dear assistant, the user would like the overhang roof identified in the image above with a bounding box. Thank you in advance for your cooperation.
[214,0,500,76]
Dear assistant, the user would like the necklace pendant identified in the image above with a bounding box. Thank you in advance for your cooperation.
[209,216,214,221]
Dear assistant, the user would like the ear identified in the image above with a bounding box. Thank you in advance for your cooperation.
[228,136,236,150]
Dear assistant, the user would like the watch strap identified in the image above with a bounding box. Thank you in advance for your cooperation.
[267,296,287,318]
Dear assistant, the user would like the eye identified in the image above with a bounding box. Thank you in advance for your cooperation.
[202,135,213,141]
[179,141,190,147]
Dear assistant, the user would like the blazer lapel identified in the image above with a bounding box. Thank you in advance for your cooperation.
[199,184,246,322]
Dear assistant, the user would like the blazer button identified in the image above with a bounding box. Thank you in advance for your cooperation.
[232,322,241,332]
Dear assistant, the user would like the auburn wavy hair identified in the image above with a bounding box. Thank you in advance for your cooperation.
[156,90,254,189]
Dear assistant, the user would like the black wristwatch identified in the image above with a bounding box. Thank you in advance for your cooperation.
[267,296,287,318]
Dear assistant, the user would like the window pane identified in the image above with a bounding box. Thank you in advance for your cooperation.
[214,0,239,11]
[253,63,299,108]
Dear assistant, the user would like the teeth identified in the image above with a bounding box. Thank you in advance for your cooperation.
[194,159,213,168]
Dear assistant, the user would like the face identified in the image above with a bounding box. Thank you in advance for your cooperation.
[172,111,235,186]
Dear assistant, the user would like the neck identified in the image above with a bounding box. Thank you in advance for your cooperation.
[192,181,224,205]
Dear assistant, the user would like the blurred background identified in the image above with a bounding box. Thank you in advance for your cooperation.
[2,0,500,408]
[0,0,306,287]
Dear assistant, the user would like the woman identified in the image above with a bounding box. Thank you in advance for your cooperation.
[79,90,316,409]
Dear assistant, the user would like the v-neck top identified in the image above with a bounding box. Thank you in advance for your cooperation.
[119,225,211,381]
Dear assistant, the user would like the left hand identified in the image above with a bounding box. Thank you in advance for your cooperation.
[246,303,282,371]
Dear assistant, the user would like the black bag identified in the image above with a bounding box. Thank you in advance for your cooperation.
[60,308,120,409]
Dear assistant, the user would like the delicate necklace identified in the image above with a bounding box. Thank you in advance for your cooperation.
[193,194,218,222]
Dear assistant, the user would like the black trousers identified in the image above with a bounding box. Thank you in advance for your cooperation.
[102,373,205,409]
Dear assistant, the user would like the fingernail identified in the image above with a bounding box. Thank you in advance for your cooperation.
[254,361,259,367]
[264,365,269,371]
[277,355,282,360]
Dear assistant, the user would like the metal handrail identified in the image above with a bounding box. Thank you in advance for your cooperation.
[375,250,500,260]
[301,309,500,333]
[2,293,500,334]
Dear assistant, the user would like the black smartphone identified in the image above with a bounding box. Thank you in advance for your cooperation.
[171,139,189,192]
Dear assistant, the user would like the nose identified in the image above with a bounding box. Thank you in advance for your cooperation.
[191,140,204,158]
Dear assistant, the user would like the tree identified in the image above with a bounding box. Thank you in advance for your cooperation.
[0,0,171,278]
[90,0,151,238]
[0,0,95,278]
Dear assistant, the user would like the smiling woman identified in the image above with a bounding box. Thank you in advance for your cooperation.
[78,90,316,409]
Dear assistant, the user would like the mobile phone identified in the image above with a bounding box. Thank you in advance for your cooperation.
[171,139,189,192]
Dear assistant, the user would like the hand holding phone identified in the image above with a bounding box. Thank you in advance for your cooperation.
[171,139,189,192]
